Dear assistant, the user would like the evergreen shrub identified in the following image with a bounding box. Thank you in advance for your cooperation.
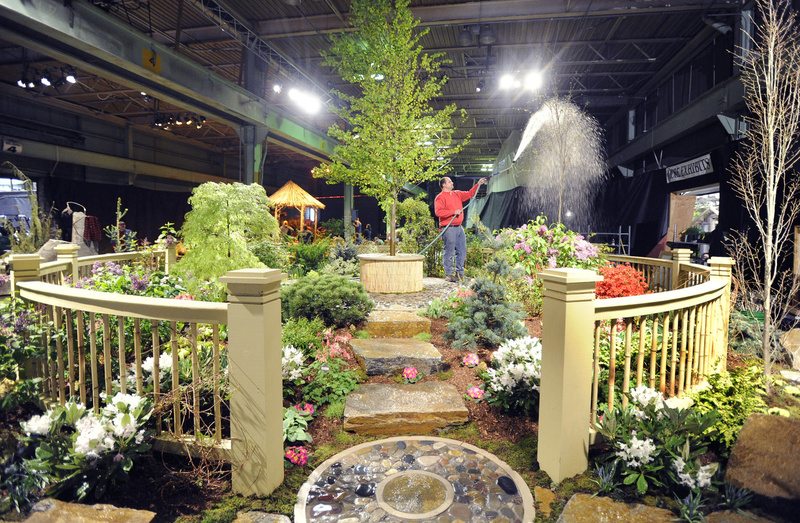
[281,274,374,327]
[444,257,527,350]
[282,317,326,357]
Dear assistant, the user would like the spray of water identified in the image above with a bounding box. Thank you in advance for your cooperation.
[512,97,607,228]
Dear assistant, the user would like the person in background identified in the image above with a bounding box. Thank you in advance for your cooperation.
[111,221,137,252]
[434,176,486,282]
[280,220,294,236]
[353,218,362,244]
[364,223,372,241]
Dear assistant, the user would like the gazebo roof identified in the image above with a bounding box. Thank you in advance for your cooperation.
[269,180,325,209]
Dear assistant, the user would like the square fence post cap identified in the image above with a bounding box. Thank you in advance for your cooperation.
[218,268,286,286]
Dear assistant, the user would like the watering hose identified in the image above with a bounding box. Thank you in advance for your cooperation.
[417,164,513,255]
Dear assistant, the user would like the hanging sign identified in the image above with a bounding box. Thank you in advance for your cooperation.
[666,154,713,183]
[2,138,22,154]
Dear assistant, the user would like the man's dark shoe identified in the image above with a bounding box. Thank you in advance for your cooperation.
[456,273,466,282]
[446,275,458,283]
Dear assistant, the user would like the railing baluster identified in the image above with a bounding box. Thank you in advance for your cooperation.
[636,316,646,387]
[670,311,679,397]
[152,319,162,436]
[591,321,601,424]
[76,310,87,405]
[118,316,126,394]
[659,313,669,394]
[171,321,181,438]
[103,314,112,398]
[678,309,689,396]
[649,314,658,389]
[134,318,143,395]
[622,318,633,409]
[608,320,617,411]
[54,306,65,405]
[65,309,76,400]
[687,306,697,387]
[213,324,221,443]
[191,323,200,437]
[89,312,100,413]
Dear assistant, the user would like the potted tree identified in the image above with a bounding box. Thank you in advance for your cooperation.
[311,0,465,293]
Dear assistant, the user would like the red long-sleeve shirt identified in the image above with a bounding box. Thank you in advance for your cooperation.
[434,182,481,227]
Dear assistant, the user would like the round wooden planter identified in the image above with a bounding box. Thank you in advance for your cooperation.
[358,253,424,293]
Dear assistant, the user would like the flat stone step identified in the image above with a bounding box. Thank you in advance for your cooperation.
[344,382,469,435]
[365,309,431,338]
[350,338,445,376]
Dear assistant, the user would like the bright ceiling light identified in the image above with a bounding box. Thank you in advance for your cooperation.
[40,74,51,87]
[498,74,515,90]
[524,71,543,91]
[65,70,76,84]
[288,88,321,114]
[273,82,282,93]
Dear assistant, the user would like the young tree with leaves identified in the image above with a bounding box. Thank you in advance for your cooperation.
[312,0,466,256]
[729,0,800,384]
[175,182,279,283]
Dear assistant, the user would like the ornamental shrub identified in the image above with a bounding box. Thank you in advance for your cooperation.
[281,274,374,328]
[479,336,542,416]
[595,385,720,497]
[288,240,331,277]
[282,317,326,357]
[595,263,649,299]
[443,257,527,350]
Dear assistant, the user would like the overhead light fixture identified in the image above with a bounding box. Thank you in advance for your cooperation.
[40,72,51,87]
[458,26,472,47]
[479,25,496,45]
[273,82,283,94]
[17,73,27,88]
[475,79,485,93]
[524,71,543,91]
[64,68,76,84]
[281,0,302,6]
[499,74,517,90]
[288,88,321,114]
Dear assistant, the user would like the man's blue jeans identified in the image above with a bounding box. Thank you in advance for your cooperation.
[442,225,467,276]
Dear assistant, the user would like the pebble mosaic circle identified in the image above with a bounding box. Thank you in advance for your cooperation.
[295,436,534,522]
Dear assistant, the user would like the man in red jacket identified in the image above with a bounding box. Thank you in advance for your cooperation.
[434,176,486,282]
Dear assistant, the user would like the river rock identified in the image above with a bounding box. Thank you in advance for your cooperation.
[343,382,468,435]
[350,338,445,376]
[234,513,291,523]
[725,413,800,503]
[556,493,674,522]
[24,499,155,522]
[364,309,431,338]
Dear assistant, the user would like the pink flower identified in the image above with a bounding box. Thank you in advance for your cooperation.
[294,403,315,416]
[467,386,484,400]
[548,256,557,269]
[402,367,418,381]
[538,225,547,236]
[174,292,194,300]
[462,353,480,367]
[285,446,309,466]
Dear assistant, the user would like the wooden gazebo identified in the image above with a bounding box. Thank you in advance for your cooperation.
[269,180,326,235]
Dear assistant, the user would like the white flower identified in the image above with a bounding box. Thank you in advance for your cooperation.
[673,458,715,490]
[21,413,52,436]
[135,430,145,444]
[73,415,111,457]
[282,345,307,380]
[142,353,173,383]
[488,337,542,394]
[616,434,656,469]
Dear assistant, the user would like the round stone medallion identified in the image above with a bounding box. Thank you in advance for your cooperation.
[376,470,454,519]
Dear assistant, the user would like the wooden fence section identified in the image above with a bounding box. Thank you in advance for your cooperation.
[9,249,284,498]
[537,256,733,483]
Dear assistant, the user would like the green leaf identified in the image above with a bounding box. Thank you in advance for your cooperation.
[636,474,648,495]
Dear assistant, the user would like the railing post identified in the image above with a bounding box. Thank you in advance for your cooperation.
[9,254,42,295]
[709,256,734,373]
[219,268,286,497]
[537,268,602,482]
[55,243,80,284]
[671,248,692,289]
[165,244,177,274]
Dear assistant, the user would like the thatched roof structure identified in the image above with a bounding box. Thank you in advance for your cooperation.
[269,180,325,232]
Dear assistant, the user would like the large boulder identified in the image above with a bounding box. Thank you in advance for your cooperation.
[556,493,674,522]
[725,413,800,508]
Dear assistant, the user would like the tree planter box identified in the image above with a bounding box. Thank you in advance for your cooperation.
[358,253,424,293]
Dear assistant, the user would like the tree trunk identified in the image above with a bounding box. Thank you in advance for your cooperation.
[389,194,397,256]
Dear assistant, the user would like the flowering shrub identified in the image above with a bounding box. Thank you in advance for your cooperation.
[284,446,310,468]
[282,345,307,382]
[479,336,542,415]
[0,299,51,408]
[317,329,352,362]
[402,367,420,384]
[595,263,649,299]
[19,394,152,502]
[461,353,480,368]
[74,261,187,299]
[595,385,720,497]
[497,215,605,275]
[420,288,474,319]
[294,403,315,416]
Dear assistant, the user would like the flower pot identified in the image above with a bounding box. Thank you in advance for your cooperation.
[358,253,424,293]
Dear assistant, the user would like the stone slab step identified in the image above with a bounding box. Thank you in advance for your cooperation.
[350,338,446,376]
[365,309,430,338]
[343,382,469,435]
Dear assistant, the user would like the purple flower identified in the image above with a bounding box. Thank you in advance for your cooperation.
[523,243,532,254]
[130,274,149,292]
[548,256,557,269]
[164,235,176,246]
[520,224,528,231]
[538,225,548,236]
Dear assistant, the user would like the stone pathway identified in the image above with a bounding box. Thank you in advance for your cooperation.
[295,436,535,523]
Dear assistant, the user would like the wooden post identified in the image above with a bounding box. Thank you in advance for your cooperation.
[219,268,286,497]
[709,257,734,373]
[165,244,177,274]
[671,248,692,290]
[9,254,42,295]
[537,268,601,482]
[55,243,80,284]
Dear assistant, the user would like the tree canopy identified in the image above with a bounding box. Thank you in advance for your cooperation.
[312,0,466,254]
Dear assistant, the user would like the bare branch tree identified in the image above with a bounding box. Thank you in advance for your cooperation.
[729,0,800,383]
